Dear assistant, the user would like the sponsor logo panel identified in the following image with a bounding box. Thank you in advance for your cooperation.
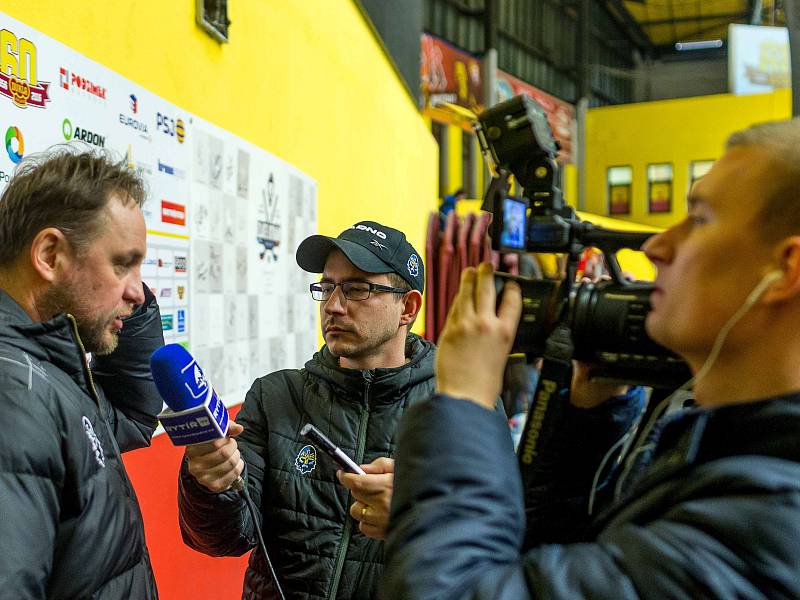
[0,29,50,109]
[5,126,24,163]
[161,200,186,226]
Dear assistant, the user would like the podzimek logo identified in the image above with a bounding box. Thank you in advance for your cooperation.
[59,67,106,101]
[161,200,186,226]
[62,118,105,147]
[0,29,50,109]
[156,112,185,144]
[119,93,149,138]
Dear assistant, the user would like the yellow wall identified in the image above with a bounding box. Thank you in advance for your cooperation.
[585,89,791,228]
[3,0,438,331]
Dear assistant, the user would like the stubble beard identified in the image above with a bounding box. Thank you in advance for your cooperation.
[326,322,398,362]
[36,277,120,356]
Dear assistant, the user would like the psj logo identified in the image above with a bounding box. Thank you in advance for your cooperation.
[156,112,186,144]
[0,29,50,109]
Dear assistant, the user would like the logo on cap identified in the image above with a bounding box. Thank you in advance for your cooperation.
[352,224,387,239]
[370,239,387,251]
[407,254,419,277]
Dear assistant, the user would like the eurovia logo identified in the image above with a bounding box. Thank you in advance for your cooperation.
[0,29,51,109]
[119,93,149,139]
[407,253,420,277]
[62,118,105,147]
[5,126,24,164]
[294,445,317,475]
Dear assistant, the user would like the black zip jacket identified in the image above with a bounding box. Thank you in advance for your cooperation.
[0,286,164,599]
[178,334,436,600]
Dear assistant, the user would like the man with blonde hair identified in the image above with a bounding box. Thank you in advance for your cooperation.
[385,119,800,598]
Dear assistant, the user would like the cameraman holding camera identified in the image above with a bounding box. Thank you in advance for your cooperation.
[384,119,800,598]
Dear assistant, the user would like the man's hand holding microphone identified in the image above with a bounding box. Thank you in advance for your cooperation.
[185,421,245,493]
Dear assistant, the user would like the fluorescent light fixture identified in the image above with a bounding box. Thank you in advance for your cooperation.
[675,39,724,51]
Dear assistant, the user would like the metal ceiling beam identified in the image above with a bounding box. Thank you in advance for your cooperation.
[638,11,749,26]
[602,0,656,56]
[749,0,764,24]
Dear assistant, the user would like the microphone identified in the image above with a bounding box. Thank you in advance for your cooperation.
[150,343,235,450]
[151,345,285,598]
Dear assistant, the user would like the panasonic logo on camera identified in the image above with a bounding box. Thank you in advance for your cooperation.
[351,224,387,239]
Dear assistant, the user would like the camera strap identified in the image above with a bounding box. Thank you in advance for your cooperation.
[516,323,574,488]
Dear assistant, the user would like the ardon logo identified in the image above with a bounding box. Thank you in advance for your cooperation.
[62,118,105,147]
[0,29,50,109]
[5,126,24,164]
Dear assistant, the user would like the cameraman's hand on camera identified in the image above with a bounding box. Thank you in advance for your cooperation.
[185,421,245,492]
[436,262,522,410]
[571,273,630,408]
[570,361,630,409]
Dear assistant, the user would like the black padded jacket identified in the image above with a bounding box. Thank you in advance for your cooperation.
[0,286,164,599]
[385,392,800,599]
[178,334,436,600]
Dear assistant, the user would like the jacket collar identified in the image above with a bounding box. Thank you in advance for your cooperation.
[305,334,436,404]
[615,393,800,512]
[0,289,91,390]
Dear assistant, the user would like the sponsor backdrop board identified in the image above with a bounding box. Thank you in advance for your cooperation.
[0,12,318,415]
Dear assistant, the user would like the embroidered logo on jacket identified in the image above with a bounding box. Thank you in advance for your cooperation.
[294,445,317,475]
[82,416,105,468]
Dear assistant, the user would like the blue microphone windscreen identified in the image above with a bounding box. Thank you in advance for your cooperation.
[150,343,211,411]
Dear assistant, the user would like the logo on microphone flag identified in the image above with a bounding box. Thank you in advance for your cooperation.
[294,445,317,475]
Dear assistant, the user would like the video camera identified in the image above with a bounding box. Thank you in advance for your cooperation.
[474,95,688,388]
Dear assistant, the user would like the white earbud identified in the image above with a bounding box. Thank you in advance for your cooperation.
[762,270,783,285]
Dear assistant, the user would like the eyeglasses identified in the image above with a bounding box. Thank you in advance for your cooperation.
[309,280,410,301]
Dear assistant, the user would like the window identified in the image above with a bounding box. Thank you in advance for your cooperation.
[607,166,632,215]
[462,131,477,199]
[647,163,673,214]
[432,121,448,198]
[689,160,714,190]
[196,0,230,43]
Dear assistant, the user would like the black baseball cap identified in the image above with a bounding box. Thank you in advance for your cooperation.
[296,220,424,293]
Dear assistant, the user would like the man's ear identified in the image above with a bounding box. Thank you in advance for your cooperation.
[29,228,71,283]
[763,236,800,303]
[399,290,423,327]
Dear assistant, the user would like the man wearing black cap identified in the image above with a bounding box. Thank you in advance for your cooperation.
[177,221,436,599]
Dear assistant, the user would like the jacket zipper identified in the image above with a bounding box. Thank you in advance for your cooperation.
[66,314,101,407]
[327,376,372,600]
[67,314,137,502]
